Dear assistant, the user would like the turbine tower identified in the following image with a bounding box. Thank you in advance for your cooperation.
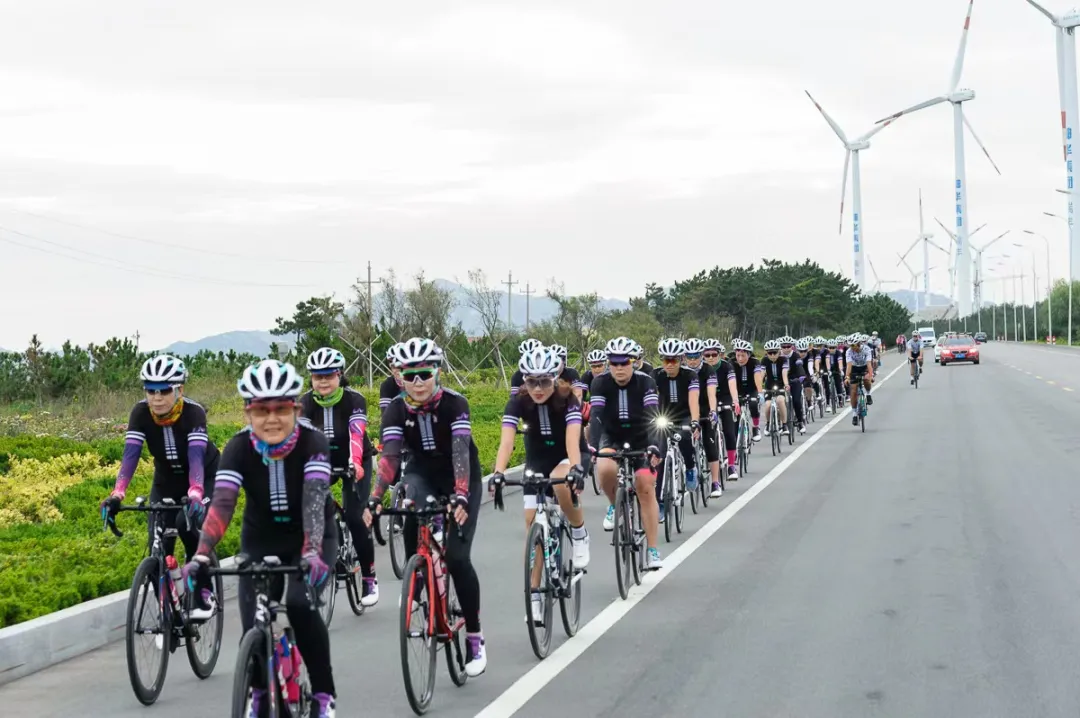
[805,91,894,293]
[934,217,987,302]
[876,0,1001,317]
[1024,1,1080,282]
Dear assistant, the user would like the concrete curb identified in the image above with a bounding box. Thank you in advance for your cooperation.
[0,466,523,685]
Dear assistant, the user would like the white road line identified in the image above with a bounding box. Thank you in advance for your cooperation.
[475,360,908,718]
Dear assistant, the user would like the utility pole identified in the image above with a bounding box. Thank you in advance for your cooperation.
[132,330,141,352]
[502,271,518,332]
[355,261,382,387]
[523,282,535,330]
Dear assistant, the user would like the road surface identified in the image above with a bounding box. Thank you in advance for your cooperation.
[6,346,1080,717]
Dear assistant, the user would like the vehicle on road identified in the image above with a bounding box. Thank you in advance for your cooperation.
[939,336,980,366]
[918,327,937,347]
[974,331,987,343]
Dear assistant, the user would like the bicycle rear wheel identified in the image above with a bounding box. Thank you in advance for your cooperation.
[186,552,224,680]
[590,463,600,495]
[612,486,632,600]
[230,627,270,718]
[445,575,468,687]
[632,493,645,583]
[524,522,554,658]
[125,556,171,705]
[319,568,337,628]
[662,453,675,543]
[558,526,581,637]
[400,555,437,715]
[389,483,408,580]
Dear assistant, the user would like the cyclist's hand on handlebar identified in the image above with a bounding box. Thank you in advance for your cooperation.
[301,548,330,588]
[450,494,469,526]
[185,486,206,522]
[568,464,586,494]
[646,445,661,468]
[182,554,211,593]
[99,492,122,523]
[489,471,506,510]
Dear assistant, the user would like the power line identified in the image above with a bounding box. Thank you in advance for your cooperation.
[2,207,341,264]
[0,226,323,288]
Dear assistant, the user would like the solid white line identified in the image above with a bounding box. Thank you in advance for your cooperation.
[475,360,908,718]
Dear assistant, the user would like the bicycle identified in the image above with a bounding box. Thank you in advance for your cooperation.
[387,481,409,579]
[812,374,826,419]
[322,468,367,628]
[657,421,691,542]
[783,387,795,445]
[764,389,783,457]
[491,472,584,659]
[595,445,651,600]
[851,377,869,432]
[829,374,845,414]
[911,356,921,389]
[736,396,754,478]
[105,496,224,706]
[688,424,714,513]
[209,556,316,718]
[381,495,469,715]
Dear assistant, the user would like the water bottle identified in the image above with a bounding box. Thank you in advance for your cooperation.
[276,634,301,705]
[165,555,183,608]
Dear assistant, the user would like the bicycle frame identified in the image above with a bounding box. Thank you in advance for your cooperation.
[107,497,191,623]
[501,473,578,596]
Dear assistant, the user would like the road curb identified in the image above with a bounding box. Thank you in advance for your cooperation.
[0,466,523,686]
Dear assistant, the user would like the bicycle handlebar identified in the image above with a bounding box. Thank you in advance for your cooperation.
[106,496,191,538]
[209,555,310,577]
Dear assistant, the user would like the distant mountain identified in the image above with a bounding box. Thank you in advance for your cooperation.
[885,289,953,313]
[161,331,294,358]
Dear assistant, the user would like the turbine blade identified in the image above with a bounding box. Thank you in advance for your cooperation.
[950,0,975,91]
[805,90,849,144]
[962,110,1002,175]
[857,118,893,142]
[970,222,988,236]
[875,96,948,124]
[868,256,881,282]
[838,149,851,235]
[1025,0,1058,23]
[897,237,920,265]
[934,216,959,241]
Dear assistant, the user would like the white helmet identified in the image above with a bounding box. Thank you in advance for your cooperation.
[796,338,810,351]
[385,343,402,367]
[307,347,345,373]
[627,340,644,359]
[586,349,606,364]
[732,338,753,352]
[519,347,561,376]
[605,336,636,357]
[702,338,721,351]
[872,330,879,336]
[849,333,863,343]
[518,338,544,355]
[237,360,304,401]
[716,343,727,355]
[394,337,443,367]
[779,335,795,346]
[814,336,826,344]
[548,344,568,359]
[657,338,685,357]
[764,339,781,351]
[683,338,705,355]
[140,355,187,385]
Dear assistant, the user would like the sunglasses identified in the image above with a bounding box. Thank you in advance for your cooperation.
[702,352,719,359]
[609,359,632,367]
[402,369,436,383]
[145,387,176,397]
[589,362,606,369]
[661,356,681,364]
[766,350,779,356]
[524,376,556,390]
[247,401,296,419]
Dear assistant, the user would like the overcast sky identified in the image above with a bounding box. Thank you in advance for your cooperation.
[0,0,1069,350]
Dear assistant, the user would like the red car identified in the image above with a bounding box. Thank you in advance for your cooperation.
[939,336,980,366]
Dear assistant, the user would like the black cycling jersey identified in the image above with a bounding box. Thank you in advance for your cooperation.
[713,359,737,403]
[559,366,590,394]
[732,357,765,397]
[785,352,808,382]
[588,371,660,446]
[509,369,525,396]
[637,361,654,374]
[379,389,480,495]
[121,399,220,487]
[502,394,583,469]
[693,362,718,415]
[652,366,699,422]
[299,388,373,471]
[378,375,401,413]
[213,423,333,542]
[831,348,847,374]
[759,355,787,388]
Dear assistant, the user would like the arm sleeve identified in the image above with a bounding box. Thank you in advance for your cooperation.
[373,402,405,498]
[113,406,145,496]
[588,384,606,448]
[186,406,209,492]
[450,401,473,498]
[348,394,368,474]
[302,438,332,555]
[643,377,662,445]
[196,436,244,556]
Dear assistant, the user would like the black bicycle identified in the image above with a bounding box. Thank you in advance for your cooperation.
[209,556,318,718]
[595,446,652,600]
[105,497,224,705]
[323,468,366,627]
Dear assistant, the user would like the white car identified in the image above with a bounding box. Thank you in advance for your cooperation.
[918,327,937,347]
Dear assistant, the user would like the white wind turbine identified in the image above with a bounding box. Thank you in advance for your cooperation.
[896,190,938,311]
[876,0,1002,318]
[805,91,894,293]
[867,256,901,293]
[899,255,936,302]
[934,218,989,303]
[1024,1,1080,281]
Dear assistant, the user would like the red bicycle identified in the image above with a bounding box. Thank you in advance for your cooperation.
[381,495,468,715]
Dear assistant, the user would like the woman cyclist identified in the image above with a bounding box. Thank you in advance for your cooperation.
[185,360,339,718]
[100,355,220,620]
[378,343,403,416]
[510,338,545,396]
[702,339,741,484]
[300,347,379,608]
[731,339,764,442]
[363,337,488,677]
[491,347,591,624]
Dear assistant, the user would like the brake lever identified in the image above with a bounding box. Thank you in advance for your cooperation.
[104,515,124,537]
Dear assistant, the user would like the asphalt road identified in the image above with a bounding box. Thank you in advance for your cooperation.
[7,347,1080,717]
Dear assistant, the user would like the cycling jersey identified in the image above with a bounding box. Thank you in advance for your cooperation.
[785,352,807,382]
[379,375,401,413]
[588,371,660,446]
[906,338,923,355]
[299,389,373,472]
[559,366,591,394]
[830,348,847,374]
[651,366,700,422]
[509,369,525,396]
[502,394,582,473]
[378,389,480,499]
[116,399,220,495]
[732,357,765,397]
[692,361,718,416]
[637,361,654,375]
[712,359,737,403]
[846,346,873,368]
[758,355,787,389]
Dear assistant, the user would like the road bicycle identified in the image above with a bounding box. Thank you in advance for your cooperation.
[594,445,652,600]
[321,468,367,628]
[764,389,783,457]
[736,396,754,478]
[657,420,691,542]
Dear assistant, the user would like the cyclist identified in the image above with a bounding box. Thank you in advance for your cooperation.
[301,347,379,608]
[378,343,403,416]
[185,360,338,718]
[896,332,906,354]
[699,339,739,486]
[100,355,219,621]
[683,338,720,494]
[731,338,764,443]
[510,338,545,396]
[812,336,833,412]
[652,338,700,518]
[364,337,488,677]
[584,349,607,392]
[590,336,664,569]
[628,340,654,374]
[779,336,806,435]
[549,343,589,401]
[869,331,882,370]
[795,338,815,429]
[845,334,875,426]
[831,336,847,404]
[907,332,924,384]
[491,347,590,624]
[759,339,789,435]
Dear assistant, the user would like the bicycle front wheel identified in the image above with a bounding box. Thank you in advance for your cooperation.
[558,525,582,637]
[125,557,171,705]
[662,453,675,543]
[400,555,438,715]
[319,569,337,628]
[612,486,632,600]
[231,627,271,718]
[186,552,224,680]
[524,522,554,659]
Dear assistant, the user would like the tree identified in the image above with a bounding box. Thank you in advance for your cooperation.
[853,293,911,341]
[405,271,456,341]
[271,295,346,360]
[461,268,509,385]
[599,306,664,358]
[547,283,609,360]
[375,268,408,341]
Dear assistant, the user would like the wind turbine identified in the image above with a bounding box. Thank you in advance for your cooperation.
[971,230,1011,308]
[934,217,987,301]
[867,256,901,293]
[805,91,894,293]
[1024,1,1080,282]
[876,0,1002,318]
